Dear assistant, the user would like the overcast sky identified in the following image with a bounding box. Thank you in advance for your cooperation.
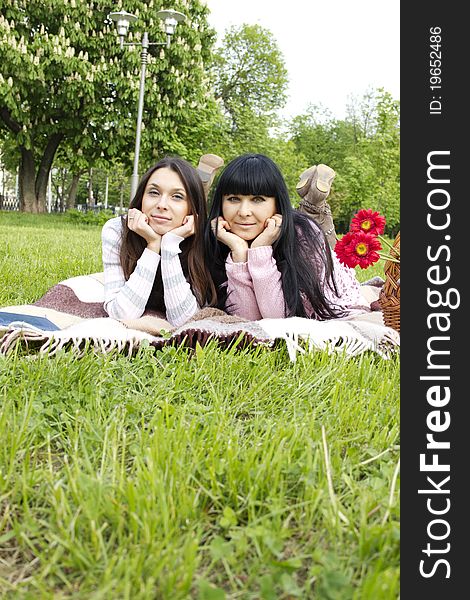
[203,0,400,120]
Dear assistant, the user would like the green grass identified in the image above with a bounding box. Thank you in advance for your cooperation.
[0,212,399,599]
[0,212,103,306]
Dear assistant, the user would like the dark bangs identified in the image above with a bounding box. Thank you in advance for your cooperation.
[215,154,281,199]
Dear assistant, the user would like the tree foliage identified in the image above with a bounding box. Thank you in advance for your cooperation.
[211,23,288,159]
[0,0,219,212]
[213,24,288,123]
[205,23,305,196]
[290,89,400,233]
[1,6,399,232]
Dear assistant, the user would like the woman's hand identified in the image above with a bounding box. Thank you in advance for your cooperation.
[127,208,161,253]
[211,217,248,262]
[250,214,283,249]
[169,214,195,239]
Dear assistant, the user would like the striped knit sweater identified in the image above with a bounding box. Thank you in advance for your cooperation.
[101,217,198,327]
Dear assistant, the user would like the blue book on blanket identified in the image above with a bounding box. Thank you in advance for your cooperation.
[0,311,60,331]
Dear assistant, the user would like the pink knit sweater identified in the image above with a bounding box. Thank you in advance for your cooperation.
[225,245,367,320]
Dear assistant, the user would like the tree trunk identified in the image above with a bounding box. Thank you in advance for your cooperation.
[66,172,82,210]
[87,168,94,210]
[35,134,63,212]
[119,180,124,213]
[104,175,109,209]
[58,168,67,212]
[17,134,63,213]
[19,148,37,212]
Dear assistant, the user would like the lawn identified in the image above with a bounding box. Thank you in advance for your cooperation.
[0,212,399,599]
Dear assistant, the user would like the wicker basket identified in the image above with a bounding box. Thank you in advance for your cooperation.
[379,231,400,333]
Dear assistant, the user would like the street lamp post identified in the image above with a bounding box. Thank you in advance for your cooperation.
[107,9,186,200]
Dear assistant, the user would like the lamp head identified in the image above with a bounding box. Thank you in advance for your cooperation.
[156,9,186,45]
[107,10,138,42]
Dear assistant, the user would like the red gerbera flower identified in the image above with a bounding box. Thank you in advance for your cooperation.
[351,209,386,236]
[335,231,382,269]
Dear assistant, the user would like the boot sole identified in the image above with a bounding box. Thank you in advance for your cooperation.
[296,164,336,197]
[197,154,224,182]
[315,164,336,193]
[296,166,317,194]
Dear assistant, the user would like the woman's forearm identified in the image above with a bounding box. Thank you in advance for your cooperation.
[225,256,262,320]
[160,233,199,327]
[102,219,160,320]
[247,246,286,318]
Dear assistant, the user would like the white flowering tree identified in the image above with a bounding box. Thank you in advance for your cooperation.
[0,0,220,212]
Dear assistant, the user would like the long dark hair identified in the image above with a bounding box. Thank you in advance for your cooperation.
[120,156,216,311]
[205,153,343,319]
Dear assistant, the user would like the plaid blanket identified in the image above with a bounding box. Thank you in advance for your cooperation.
[0,273,399,360]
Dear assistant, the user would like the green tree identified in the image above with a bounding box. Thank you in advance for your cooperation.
[288,89,400,233]
[289,105,357,172]
[338,89,400,233]
[266,135,309,201]
[360,90,400,232]
[212,24,288,156]
[0,0,219,212]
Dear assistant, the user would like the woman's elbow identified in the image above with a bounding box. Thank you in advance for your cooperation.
[228,305,262,321]
[104,300,143,321]
[166,303,198,328]
[259,309,286,319]
[259,303,286,319]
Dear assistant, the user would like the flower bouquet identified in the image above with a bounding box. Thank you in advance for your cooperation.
[335,209,400,332]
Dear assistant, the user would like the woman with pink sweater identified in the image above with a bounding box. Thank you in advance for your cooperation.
[204,153,367,321]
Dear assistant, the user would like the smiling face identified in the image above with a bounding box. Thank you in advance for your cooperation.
[222,194,277,241]
[141,167,190,235]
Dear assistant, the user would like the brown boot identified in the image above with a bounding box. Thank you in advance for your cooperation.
[296,164,337,249]
[197,153,224,199]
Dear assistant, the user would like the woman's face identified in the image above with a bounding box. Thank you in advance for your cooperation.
[222,194,277,241]
[141,167,190,235]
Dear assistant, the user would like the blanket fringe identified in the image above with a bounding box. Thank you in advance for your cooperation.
[0,323,151,358]
[0,315,399,361]
[282,331,382,361]
[260,317,399,362]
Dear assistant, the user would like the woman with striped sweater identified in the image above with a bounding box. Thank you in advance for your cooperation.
[101,157,216,326]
